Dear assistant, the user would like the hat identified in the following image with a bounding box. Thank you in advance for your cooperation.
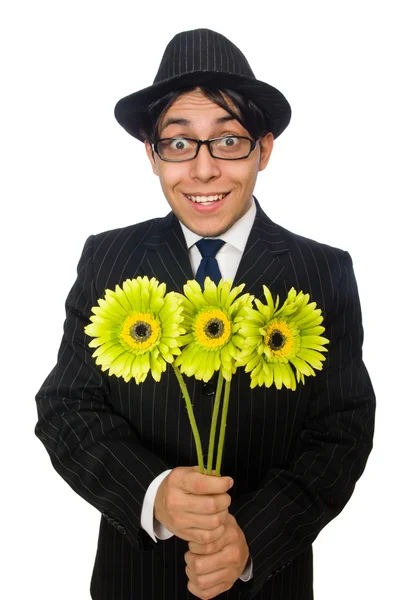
[114,28,291,141]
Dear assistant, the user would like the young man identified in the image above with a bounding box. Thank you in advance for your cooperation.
[35,29,375,600]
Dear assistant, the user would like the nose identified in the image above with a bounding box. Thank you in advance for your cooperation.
[189,143,221,181]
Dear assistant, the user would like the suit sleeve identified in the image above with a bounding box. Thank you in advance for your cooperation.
[229,250,375,598]
[34,236,170,550]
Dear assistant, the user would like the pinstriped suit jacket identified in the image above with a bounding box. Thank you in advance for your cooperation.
[35,199,375,599]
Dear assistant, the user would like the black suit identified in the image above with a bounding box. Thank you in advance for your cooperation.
[35,200,375,599]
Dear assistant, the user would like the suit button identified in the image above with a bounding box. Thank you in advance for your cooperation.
[117,525,126,534]
[202,381,215,396]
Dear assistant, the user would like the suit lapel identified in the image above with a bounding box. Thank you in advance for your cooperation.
[233,198,290,298]
[141,211,193,293]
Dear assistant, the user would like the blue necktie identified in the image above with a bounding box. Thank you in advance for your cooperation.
[195,239,225,289]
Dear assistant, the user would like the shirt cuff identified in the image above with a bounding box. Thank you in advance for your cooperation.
[153,518,174,540]
[140,469,173,542]
[239,556,253,582]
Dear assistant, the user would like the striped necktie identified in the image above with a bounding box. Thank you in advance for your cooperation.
[195,238,225,289]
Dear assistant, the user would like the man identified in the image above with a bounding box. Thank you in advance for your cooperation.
[35,28,375,599]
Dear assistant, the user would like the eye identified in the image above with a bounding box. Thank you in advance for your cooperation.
[169,138,192,150]
[218,136,240,147]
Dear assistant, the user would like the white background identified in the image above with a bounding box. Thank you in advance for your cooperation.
[1,1,395,598]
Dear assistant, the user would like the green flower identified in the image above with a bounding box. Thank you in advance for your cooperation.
[84,277,185,384]
[236,286,329,389]
[174,278,254,382]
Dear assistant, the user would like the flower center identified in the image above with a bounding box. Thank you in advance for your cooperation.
[269,330,285,350]
[264,320,295,358]
[131,321,152,342]
[120,312,160,352]
[194,308,231,349]
[204,318,224,339]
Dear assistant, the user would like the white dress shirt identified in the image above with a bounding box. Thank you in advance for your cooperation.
[140,199,257,581]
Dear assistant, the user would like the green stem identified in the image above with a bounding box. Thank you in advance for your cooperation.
[206,372,224,475]
[172,364,205,474]
[215,378,232,476]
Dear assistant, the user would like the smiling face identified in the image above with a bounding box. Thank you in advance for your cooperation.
[144,89,274,237]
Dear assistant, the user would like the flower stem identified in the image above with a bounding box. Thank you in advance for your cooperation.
[172,364,205,474]
[215,378,232,476]
[206,372,224,476]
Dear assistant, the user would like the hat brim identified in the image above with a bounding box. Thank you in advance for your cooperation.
[114,71,291,141]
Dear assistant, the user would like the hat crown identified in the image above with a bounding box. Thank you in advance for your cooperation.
[153,29,256,84]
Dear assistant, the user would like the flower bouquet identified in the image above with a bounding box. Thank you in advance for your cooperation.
[85,276,329,475]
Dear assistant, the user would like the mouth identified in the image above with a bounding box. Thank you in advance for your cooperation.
[184,192,230,206]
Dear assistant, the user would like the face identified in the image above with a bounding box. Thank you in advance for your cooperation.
[144,89,274,237]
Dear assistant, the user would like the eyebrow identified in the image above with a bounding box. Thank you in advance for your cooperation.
[159,115,236,135]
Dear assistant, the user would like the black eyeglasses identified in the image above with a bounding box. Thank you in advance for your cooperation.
[152,136,258,162]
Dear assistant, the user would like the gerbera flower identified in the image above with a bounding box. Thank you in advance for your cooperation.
[174,278,254,382]
[84,277,185,384]
[236,285,329,389]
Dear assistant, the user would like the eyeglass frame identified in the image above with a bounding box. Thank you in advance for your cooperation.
[152,135,258,162]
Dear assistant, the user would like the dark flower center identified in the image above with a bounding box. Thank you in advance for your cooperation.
[269,330,286,350]
[204,318,224,339]
[131,321,152,342]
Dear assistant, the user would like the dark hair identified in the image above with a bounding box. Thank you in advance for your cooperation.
[139,86,270,144]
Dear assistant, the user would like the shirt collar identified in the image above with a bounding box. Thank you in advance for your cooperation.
[179,198,257,253]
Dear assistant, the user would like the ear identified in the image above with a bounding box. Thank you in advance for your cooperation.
[144,140,159,176]
[258,132,274,171]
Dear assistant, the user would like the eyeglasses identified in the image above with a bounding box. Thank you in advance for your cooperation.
[152,136,258,162]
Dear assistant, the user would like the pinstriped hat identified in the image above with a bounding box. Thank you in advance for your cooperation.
[114,29,291,141]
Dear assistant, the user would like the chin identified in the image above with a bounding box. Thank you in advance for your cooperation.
[190,222,229,238]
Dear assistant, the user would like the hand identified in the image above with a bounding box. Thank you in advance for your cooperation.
[154,466,233,544]
[185,513,250,599]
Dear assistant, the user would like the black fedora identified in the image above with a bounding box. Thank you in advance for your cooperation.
[114,28,291,141]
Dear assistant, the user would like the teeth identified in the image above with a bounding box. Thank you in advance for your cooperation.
[186,193,227,203]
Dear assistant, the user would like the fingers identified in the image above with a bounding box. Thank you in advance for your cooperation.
[170,510,228,532]
[187,512,238,553]
[183,469,233,495]
[187,579,232,600]
[162,490,229,527]
[185,548,226,576]
[187,534,226,555]
[186,564,230,589]
[184,491,231,515]
[165,487,231,516]
[186,561,236,600]
[180,524,225,545]
[185,543,243,578]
